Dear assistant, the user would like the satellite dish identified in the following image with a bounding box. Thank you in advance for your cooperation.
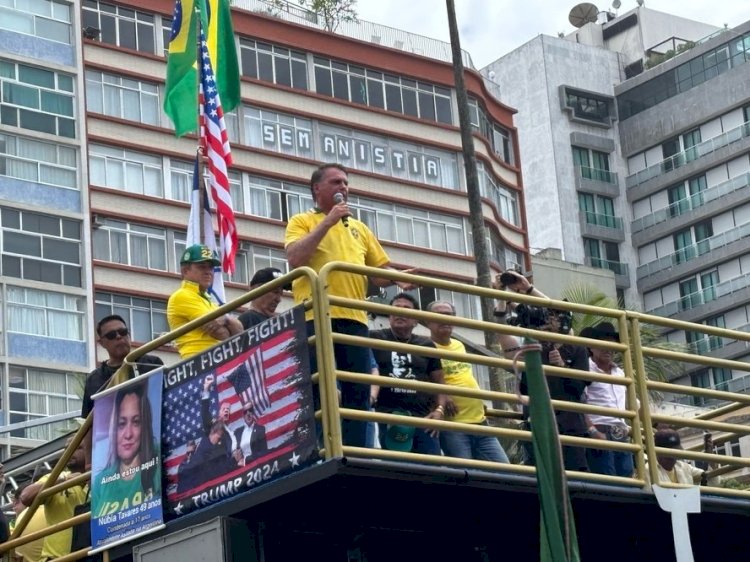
[568,2,599,27]
[612,0,621,9]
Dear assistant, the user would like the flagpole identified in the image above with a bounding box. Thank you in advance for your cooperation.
[195,3,205,241]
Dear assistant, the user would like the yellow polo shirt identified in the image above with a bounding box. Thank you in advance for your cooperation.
[38,472,87,560]
[432,339,486,424]
[167,280,221,358]
[285,210,389,323]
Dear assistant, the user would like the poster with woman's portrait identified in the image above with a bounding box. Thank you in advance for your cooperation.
[90,369,165,553]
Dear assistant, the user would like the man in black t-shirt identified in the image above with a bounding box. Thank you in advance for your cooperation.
[370,293,455,454]
[81,314,163,468]
[238,267,291,329]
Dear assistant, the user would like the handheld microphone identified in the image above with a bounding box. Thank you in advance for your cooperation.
[333,193,349,227]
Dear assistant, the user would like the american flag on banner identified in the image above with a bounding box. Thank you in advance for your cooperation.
[226,348,272,413]
[162,311,315,506]
[198,26,237,275]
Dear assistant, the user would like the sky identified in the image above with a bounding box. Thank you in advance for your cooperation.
[355,0,748,68]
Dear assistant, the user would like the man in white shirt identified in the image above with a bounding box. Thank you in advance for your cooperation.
[581,322,634,477]
[648,429,705,485]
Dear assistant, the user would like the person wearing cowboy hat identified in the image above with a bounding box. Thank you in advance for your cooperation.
[580,322,634,477]
[167,244,243,358]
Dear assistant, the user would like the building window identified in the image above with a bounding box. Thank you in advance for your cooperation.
[230,243,287,286]
[578,193,619,228]
[468,99,514,165]
[1,207,82,287]
[82,0,157,54]
[350,197,466,255]
[85,70,160,126]
[0,0,72,44]
[0,59,75,138]
[563,87,612,124]
[0,132,77,189]
[7,366,83,440]
[572,146,614,183]
[243,106,314,159]
[584,238,625,275]
[95,291,168,343]
[617,32,748,119]
[673,221,712,264]
[89,144,163,197]
[6,286,84,340]
[678,270,718,311]
[92,218,168,271]
[314,57,452,124]
[667,175,707,217]
[239,39,307,90]
[477,162,519,226]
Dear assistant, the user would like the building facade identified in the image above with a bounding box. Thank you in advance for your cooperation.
[483,6,750,403]
[0,0,527,454]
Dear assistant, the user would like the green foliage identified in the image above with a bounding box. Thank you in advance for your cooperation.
[561,282,687,401]
[718,478,750,490]
[300,0,358,32]
[645,41,696,69]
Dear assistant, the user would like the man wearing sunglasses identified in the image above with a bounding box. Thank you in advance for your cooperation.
[81,314,163,468]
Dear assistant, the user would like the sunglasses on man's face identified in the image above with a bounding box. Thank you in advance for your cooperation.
[102,327,129,341]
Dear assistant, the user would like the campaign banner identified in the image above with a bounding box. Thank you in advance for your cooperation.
[90,370,165,553]
[162,305,316,516]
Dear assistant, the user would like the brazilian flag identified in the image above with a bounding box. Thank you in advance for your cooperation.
[163,0,240,136]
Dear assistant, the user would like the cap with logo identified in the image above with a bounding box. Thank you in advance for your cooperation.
[180,244,220,266]
[250,267,291,290]
[383,409,416,452]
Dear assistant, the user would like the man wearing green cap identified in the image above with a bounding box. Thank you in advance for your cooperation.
[168,244,243,358]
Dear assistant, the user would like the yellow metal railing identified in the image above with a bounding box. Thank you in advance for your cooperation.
[3,262,750,560]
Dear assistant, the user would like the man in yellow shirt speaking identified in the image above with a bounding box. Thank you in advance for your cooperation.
[285,163,414,447]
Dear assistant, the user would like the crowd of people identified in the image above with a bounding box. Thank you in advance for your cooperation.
[2,162,713,560]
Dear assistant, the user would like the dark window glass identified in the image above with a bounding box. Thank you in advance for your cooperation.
[350,75,367,104]
[332,61,347,72]
[37,215,60,235]
[367,79,384,108]
[23,258,42,281]
[2,255,21,277]
[4,232,41,256]
[44,238,80,263]
[291,60,307,90]
[402,89,418,117]
[63,264,82,287]
[19,110,56,135]
[119,19,137,50]
[315,67,332,97]
[435,96,452,124]
[100,15,117,45]
[418,92,435,121]
[2,208,21,229]
[136,22,154,54]
[1,106,18,126]
[257,52,273,82]
[385,84,402,113]
[332,71,348,100]
[275,57,291,87]
[402,78,416,88]
[81,10,98,31]
[62,219,80,239]
[39,261,62,283]
[58,118,75,138]
[241,50,258,78]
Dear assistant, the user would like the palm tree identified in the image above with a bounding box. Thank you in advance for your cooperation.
[561,282,687,402]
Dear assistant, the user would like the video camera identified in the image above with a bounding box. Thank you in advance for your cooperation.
[507,303,573,335]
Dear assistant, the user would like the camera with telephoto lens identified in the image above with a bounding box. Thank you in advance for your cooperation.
[508,304,573,335]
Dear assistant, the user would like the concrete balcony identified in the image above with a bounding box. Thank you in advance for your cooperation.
[584,257,630,288]
[574,165,620,198]
[579,211,625,243]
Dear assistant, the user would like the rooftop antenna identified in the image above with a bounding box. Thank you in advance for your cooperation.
[568,3,599,28]
[636,0,644,6]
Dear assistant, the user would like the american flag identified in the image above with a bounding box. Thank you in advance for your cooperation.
[198,27,237,275]
[163,329,308,492]
[226,348,272,414]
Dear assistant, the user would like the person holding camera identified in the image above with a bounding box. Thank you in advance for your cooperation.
[493,270,590,472]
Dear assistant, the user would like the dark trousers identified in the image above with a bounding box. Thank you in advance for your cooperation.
[307,319,370,447]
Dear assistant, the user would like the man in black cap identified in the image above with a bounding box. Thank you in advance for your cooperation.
[238,267,290,329]
[580,322,634,477]
[648,429,705,484]
[167,244,243,358]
